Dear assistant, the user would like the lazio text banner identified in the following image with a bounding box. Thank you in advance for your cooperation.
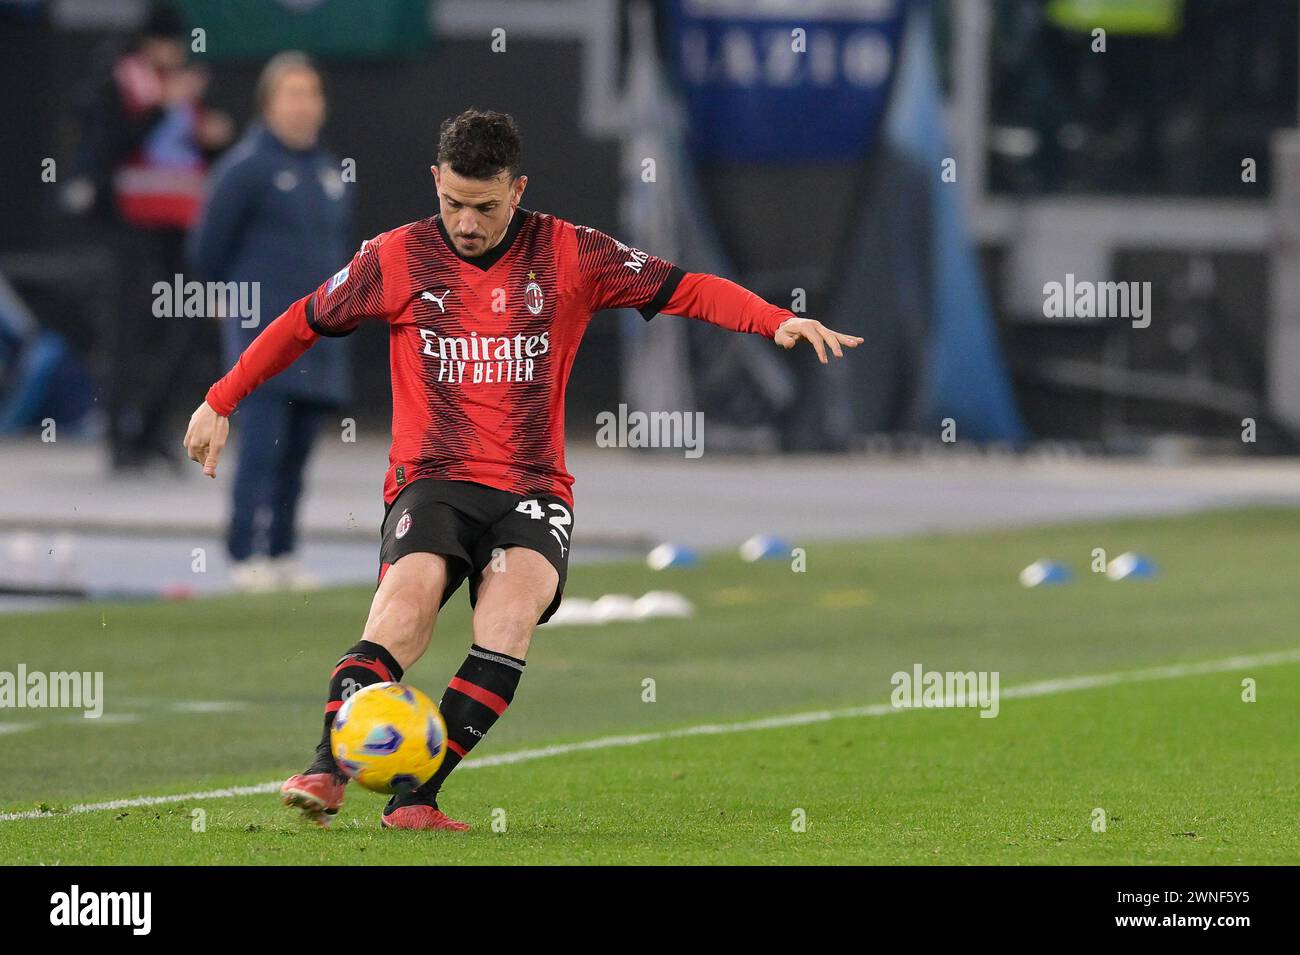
[664,0,905,164]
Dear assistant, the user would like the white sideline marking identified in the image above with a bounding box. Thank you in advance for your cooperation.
[3,648,1297,823]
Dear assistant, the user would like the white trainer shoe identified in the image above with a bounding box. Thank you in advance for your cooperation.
[229,556,278,593]
[269,555,321,591]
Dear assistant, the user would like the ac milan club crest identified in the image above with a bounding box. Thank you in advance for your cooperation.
[524,280,544,315]
[395,511,412,539]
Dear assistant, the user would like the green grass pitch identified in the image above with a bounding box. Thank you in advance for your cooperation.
[1,507,1297,864]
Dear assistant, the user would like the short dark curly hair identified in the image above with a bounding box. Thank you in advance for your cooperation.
[436,109,522,181]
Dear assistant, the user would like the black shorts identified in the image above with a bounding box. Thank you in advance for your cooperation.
[378,478,573,625]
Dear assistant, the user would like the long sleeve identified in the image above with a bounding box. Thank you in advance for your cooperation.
[661,271,792,338]
[573,224,679,317]
[205,296,318,415]
[568,223,794,336]
[203,224,406,415]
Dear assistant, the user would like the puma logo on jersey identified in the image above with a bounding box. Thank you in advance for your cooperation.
[421,289,451,312]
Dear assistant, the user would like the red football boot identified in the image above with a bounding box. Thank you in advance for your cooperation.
[381,804,471,832]
[280,772,347,827]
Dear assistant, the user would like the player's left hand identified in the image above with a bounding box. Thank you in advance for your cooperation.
[183,400,229,479]
[775,317,863,364]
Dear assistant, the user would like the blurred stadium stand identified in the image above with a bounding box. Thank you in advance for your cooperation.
[4,0,1298,453]
[951,0,1300,451]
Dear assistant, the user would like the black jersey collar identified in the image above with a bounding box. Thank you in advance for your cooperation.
[435,207,529,271]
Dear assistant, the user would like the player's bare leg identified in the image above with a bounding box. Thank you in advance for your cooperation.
[469,547,558,659]
[382,547,557,832]
[359,552,449,668]
[282,553,449,826]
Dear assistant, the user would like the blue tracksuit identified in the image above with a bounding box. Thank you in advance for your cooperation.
[188,123,353,560]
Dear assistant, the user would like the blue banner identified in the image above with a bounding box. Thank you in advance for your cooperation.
[663,0,905,164]
[886,2,1029,443]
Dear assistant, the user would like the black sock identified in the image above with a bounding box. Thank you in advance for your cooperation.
[387,644,525,812]
[306,640,404,775]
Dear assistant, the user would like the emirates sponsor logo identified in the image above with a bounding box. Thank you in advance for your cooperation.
[418,329,550,384]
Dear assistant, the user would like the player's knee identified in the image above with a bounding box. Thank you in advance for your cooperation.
[366,586,436,661]
[490,576,555,622]
[493,550,557,600]
[473,592,546,655]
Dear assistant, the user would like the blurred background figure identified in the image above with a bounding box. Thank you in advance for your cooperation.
[62,1,233,471]
[188,52,352,593]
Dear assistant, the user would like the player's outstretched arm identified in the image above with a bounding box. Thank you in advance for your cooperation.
[773,316,863,364]
[183,400,229,478]
[181,228,400,479]
[662,271,863,362]
[181,294,320,478]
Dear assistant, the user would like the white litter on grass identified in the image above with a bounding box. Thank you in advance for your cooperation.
[591,593,638,621]
[645,543,698,570]
[61,713,142,726]
[738,534,791,563]
[0,716,141,734]
[633,590,693,619]
[1106,552,1157,580]
[545,597,598,626]
[0,701,246,733]
[168,701,248,714]
[4,647,1298,823]
[543,591,695,627]
[1018,559,1072,587]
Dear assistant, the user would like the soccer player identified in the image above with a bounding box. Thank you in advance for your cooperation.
[183,109,862,831]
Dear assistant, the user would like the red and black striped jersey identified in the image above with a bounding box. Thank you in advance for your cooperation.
[206,208,792,507]
[305,209,681,506]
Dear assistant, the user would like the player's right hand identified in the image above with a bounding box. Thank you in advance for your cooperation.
[183,400,229,479]
[774,317,863,364]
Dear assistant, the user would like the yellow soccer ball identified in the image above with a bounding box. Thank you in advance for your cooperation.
[330,682,447,794]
